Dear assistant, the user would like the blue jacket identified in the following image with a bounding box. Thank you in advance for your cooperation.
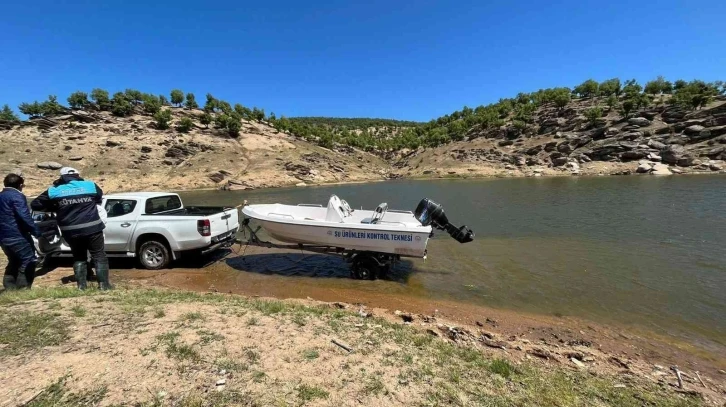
[0,187,40,241]
[31,175,104,238]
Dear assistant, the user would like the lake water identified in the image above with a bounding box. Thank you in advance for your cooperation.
[181,175,726,351]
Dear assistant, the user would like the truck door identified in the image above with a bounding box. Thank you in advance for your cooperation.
[104,199,139,252]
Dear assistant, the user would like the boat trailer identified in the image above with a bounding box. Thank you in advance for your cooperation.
[235,218,404,280]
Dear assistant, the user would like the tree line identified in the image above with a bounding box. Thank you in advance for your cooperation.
[5,89,270,137]
[268,77,724,152]
[3,77,724,150]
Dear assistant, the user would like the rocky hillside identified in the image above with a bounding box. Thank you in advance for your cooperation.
[391,96,726,178]
[0,108,389,195]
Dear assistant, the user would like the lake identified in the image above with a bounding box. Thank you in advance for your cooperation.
[181,175,726,352]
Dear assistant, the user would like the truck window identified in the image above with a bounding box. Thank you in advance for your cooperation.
[105,200,137,218]
[145,195,182,214]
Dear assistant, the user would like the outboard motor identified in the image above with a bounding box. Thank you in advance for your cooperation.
[414,198,474,243]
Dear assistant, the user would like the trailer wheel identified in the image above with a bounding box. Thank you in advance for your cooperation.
[352,257,379,280]
[138,240,171,270]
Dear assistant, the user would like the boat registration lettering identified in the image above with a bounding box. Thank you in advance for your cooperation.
[333,230,413,242]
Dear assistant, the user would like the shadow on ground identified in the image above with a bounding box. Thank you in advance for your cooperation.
[225,252,415,283]
[34,249,233,285]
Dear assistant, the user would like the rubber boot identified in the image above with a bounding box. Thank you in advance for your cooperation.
[73,261,88,290]
[95,260,113,290]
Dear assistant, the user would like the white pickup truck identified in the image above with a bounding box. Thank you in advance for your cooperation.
[33,192,240,270]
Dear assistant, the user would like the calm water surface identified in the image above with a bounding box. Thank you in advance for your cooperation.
[182,176,726,350]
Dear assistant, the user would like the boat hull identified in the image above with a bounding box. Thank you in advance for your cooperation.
[256,218,431,257]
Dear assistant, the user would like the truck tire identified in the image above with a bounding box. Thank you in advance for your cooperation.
[138,240,170,270]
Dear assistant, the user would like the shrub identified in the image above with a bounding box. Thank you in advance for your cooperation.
[39,95,65,116]
[574,79,599,98]
[200,112,212,128]
[583,106,603,125]
[142,94,161,114]
[185,93,198,110]
[204,93,217,112]
[170,89,184,107]
[125,89,143,105]
[0,105,19,122]
[599,78,621,96]
[552,88,570,109]
[177,117,194,132]
[18,102,43,117]
[644,76,668,95]
[90,88,110,110]
[154,109,173,129]
[111,92,133,117]
[159,94,170,106]
[252,107,265,121]
[67,91,90,109]
[226,118,241,137]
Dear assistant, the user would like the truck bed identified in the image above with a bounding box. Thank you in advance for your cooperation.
[143,206,232,216]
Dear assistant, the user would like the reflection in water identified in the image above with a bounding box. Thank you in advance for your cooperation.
[182,175,726,350]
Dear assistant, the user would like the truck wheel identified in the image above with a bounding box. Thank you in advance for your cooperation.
[138,240,170,270]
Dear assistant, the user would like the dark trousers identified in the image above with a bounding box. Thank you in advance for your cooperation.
[1,237,37,290]
[66,232,107,265]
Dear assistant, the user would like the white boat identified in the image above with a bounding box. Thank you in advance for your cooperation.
[242,195,432,257]
[241,195,474,279]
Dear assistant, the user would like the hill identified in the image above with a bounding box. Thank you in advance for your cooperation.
[0,91,390,195]
[1,78,725,194]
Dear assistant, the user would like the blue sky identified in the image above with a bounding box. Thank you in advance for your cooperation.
[1,0,724,121]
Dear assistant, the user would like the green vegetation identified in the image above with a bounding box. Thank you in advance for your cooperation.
[177,116,194,133]
[573,79,599,98]
[153,109,172,129]
[200,112,212,128]
[0,311,69,355]
[302,348,319,360]
[111,92,133,117]
[185,92,198,110]
[297,384,329,402]
[67,91,90,109]
[0,287,705,407]
[170,89,184,106]
[0,104,19,122]
[7,75,724,153]
[583,105,603,126]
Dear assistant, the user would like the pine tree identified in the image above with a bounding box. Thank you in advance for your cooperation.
[185,93,199,110]
[0,105,19,122]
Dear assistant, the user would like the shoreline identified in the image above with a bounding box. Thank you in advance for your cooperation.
[27,257,726,376]
[10,265,725,405]
[18,161,725,197]
[2,285,723,406]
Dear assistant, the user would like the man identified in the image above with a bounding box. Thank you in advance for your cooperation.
[0,173,40,290]
[31,167,111,290]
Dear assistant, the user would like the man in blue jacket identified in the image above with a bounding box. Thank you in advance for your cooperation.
[0,173,40,290]
[31,167,111,290]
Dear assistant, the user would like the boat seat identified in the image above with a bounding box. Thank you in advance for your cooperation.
[325,195,351,223]
[363,203,388,224]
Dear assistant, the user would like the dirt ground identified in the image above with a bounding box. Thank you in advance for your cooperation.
[1,285,723,407]
[1,251,723,406]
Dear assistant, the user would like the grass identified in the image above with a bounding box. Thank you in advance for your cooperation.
[0,286,706,407]
[153,307,165,318]
[0,312,69,355]
[196,329,224,345]
[297,384,329,403]
[178,311,205,323]
[488,358,515,378]
[70,305,86,317]
[25,376,107,407]
[302,348,319,361]
[362,375,386,396]
[154,331,200,362]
